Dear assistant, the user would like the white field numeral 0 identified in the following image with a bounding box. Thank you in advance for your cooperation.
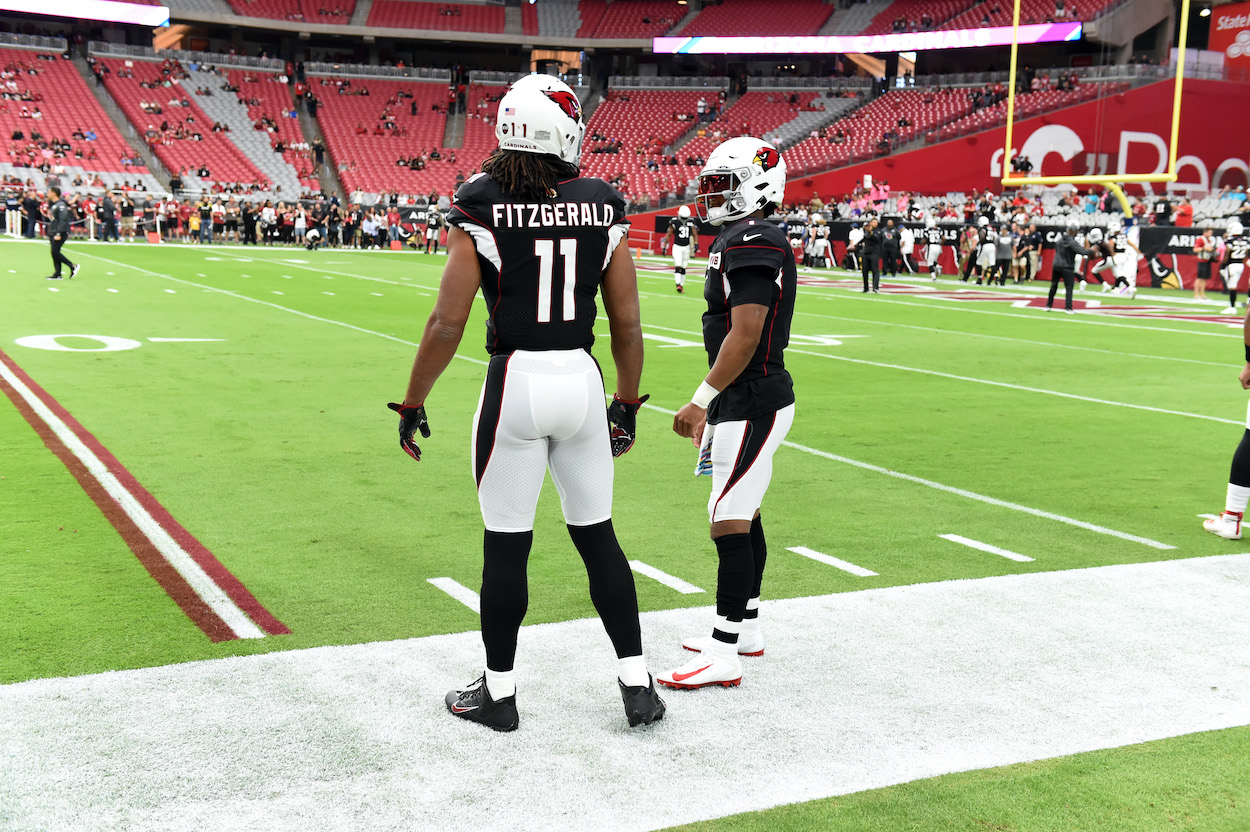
[535,238,577,323]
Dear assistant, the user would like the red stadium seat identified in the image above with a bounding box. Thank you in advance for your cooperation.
[678,0,832,35]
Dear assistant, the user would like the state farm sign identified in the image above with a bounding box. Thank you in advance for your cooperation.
[1210,0,1250,71]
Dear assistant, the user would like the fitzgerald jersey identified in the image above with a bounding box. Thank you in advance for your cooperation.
[702,219,797,424]
[670,216,696,248]
[448,172,629,355]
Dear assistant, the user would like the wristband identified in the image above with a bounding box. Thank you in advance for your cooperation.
[1245,343,1250,364]
[691,380,721,409]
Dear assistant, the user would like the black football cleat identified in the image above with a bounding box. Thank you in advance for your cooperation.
[619,675,666,727]
[445,674,519,732]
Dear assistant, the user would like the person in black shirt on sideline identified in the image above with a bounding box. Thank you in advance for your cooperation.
[854,215,883,292]
[388,76,663,732]
[661,137,797,691]
[45,187,79,280]
[1046,221,1096,313]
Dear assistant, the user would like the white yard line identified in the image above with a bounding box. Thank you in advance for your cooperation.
[3,555,1248,832]
[786,546,878,576]
[629,560,705,594]
[638,400,1173,550]
[75,253,489,367]
[634,320,1237,426]
[0,361,264,640]
[791,309,1235,368]
[939,534,1035,563]
[426,578,481,613]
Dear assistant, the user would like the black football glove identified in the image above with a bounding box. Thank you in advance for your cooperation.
[387,401,431,461]
[607,394,649,458]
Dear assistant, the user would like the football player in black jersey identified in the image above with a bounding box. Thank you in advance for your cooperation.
[388,75,664,731]
[663,204,699,293]
[658,136,797,690]
[424,206,443,254]
[922,216,944,280]
[1222,220,1249,315]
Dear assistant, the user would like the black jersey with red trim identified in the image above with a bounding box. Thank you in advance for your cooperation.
[447,172,629,355]
[701,217,797,424]
[669,216,697,247]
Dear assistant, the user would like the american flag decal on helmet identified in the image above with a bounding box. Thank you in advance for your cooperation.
[753,146,779,172]
[544,90,582,122]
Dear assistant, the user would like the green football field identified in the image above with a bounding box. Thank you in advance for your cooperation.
[1,237,1248,831]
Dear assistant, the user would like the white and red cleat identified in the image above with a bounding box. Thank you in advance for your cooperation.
[1204,511,1243,540]
[657,649,742,690]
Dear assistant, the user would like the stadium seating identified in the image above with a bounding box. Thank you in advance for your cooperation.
[940,0,1116,28]
[935,81,1125,140]
[97,57,268,190]
[677,90,829,169]
[521,1,539,35]
[783,89,974,173]
[590,1,684,38]
[310,76,466,199]
[188,67,320,195]
[366,1,506,32]
[575,1,609,37]
[0,49,143,179]
[860,0,979,35]
[536,0,582,38]
[223,0,354,21]
[578,89,711,206]
[678,0,832,35]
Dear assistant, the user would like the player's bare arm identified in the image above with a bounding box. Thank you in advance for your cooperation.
[673,301,768,443]
[402,226,481,406]
[601,236,643,401]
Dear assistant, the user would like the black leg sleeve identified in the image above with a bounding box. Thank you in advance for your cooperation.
[567,520,643,659]
[749,514,767,600]
[1231,430,1250,488]
[713,533,754,623]
[480,529,533,672]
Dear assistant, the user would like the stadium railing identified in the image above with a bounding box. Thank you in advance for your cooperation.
[0,33,67,53]
[467,70,589,93]
[750,76,873,90]
[609,76,730,91]
[303,62,451,82]
[87,41,285,72]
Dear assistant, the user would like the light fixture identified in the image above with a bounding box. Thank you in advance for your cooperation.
[1199,6,1210,15]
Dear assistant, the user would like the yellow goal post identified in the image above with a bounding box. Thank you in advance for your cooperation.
[999,0,1192,214]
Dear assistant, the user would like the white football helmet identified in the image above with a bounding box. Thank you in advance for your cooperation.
[695,136,786,226]
[677,205,691,219]
[1106,220,1122,235]
[1230,220,1245,236]
[925,216,936,228]
[495,78,584,166]
[1088,227,1104,244]
[977,215,989,227]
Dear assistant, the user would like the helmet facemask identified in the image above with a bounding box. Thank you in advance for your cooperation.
[696,168,752,225]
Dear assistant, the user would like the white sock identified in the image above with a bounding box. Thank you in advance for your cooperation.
[708,616,740,659]
[741,596,761,636]
[484,668,515,700]
[1226,484,1250,515]
[676,276,683,287]
[617,655,649,688]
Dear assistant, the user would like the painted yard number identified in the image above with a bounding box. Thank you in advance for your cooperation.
[15,336,223,352]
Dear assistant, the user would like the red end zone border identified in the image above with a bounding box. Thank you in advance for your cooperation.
[0,347,289,642]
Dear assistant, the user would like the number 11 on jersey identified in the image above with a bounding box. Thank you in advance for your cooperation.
[535,238,577,323]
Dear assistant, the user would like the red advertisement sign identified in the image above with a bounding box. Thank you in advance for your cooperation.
[1209,0,1250,73]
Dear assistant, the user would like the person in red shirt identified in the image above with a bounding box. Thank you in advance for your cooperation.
[1174,197,1194,227]
[387,207,400,244]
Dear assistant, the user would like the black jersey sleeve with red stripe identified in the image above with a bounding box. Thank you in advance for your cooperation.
[722,220,788,308]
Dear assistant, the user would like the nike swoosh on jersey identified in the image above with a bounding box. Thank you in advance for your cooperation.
[672,664,713,682]
[742,233,763,241]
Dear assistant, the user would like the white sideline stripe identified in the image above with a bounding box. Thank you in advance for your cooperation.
[147,338,224,343]
[786,546,878,576]
[640,401,1175,550]
[3,556,1248,832]
[939,534,1035,563]
[0,361,264,640]
[629,560,705,594]
[637,321,1237,425]
[426,578,481,613]
[75,253,489,367]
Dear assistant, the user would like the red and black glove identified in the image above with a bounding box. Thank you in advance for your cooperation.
[387,401,430,461]
[607,394,649,458]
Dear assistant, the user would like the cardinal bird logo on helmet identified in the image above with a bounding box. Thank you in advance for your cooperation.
[544,90,582,122]
[753,146,779,172]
